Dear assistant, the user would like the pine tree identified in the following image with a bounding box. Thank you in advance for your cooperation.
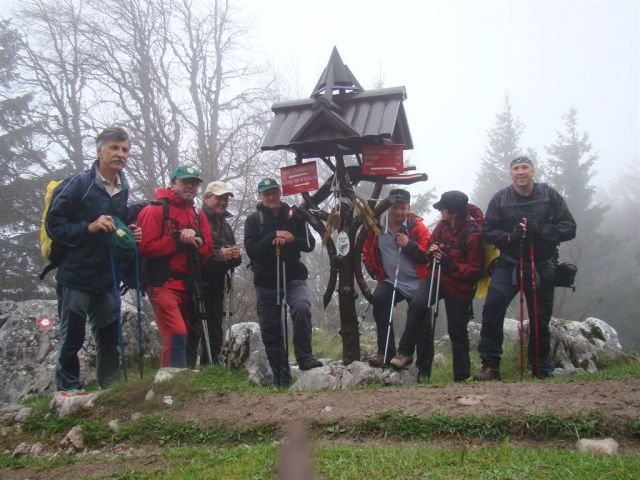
[472,95,525,211]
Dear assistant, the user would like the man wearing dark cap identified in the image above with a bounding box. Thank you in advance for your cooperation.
[244,178,321,387]
[475,156,576,380]
[362,189,431,368]
[137,165,212,368]
[46,127,142,391]
[391,191,485,382]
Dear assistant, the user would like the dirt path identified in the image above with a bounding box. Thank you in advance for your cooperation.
[172,378,640,427]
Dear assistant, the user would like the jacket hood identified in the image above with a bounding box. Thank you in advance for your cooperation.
[154,186,195,208]
[468,203,484,227]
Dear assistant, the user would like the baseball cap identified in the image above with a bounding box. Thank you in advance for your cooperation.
[205,181,233,197]
[433,191,469,213]
[170,165,202,182]
[388,189,411,204]
[257,178,280,193]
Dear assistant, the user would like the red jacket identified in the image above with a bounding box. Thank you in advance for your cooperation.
[428,204,485,300]
[362,213,430,283]
[138,187,212,291]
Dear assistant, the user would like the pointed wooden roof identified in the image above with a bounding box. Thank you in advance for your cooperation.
[262,48,413,158]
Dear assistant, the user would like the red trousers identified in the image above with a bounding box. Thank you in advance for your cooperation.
[147,285,192,367]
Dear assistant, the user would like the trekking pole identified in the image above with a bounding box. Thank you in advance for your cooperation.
[383,246,402,365]
[426,260,442,381]
[528,229,541,378]
[224,270,234,370]
[109,253,128,382]
[282,257,290,364]
[188,248,213,365]
[275,245,282,387]
[134,248,144,379]
[519,228,525,383]
[417,257,438,384]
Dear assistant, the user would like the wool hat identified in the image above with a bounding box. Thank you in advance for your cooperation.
[433,191,469,214]
[205,181,233,197]
[257,178,280,193]
[509,156,534,168]
[170,165,202,182]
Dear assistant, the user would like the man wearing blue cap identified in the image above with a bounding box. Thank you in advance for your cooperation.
[244,178,322,387]
[475,156,576,380]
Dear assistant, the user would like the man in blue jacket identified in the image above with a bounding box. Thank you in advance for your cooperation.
[45,127,141,391]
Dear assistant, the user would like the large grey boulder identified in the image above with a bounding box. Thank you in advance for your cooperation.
[221,322,272,386]
[0,299,161,406]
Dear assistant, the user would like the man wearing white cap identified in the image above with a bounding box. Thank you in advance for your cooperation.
[198,181,241,365]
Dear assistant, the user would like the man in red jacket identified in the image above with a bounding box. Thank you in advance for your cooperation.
[362,189,430,367]
[391,191,484,382]
[137,165,212,368]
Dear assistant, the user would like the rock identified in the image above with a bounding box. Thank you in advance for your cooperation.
[0,299,161,407]
[576,438,619,456]
[14,407,32,422]
[145,389,155,401]
[1,427,10,437]
[432,353,446,368]
[130,412,142,421]
[457,394,487,406]
[12,442,30,457]
[108,419,119,433]
[51,391,102,418]
[153,367,188,383]
[221,322,273,386]
[60,425,84,453]
[29,442,44,456]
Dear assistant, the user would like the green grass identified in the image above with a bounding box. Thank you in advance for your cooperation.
[349,410,614,441]
[3,443,638,479]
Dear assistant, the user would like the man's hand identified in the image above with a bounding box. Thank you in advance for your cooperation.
[129,224,142,244]
[88,215,116,234]
[273,236,288,247]
[221,246,240,261]
[429,243,445,262]
[395,232,409,248]
[275,230,294,244]
[179,228,203,248]
[508,221,527,243]
[230,245,241,260]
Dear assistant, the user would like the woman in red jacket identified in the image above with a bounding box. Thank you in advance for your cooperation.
[391,191,484,382]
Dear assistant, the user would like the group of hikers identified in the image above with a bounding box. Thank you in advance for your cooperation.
[44,127,576,391]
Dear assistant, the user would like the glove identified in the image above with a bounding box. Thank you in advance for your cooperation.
[525,219,541,237]
[508,224,526,244]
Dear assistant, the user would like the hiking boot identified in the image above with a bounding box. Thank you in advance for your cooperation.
[367,354,390,368]
[390,354,413,369]
[298,357,323,371]
[473,365,501,381]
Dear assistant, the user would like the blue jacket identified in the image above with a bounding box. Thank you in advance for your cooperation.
[45,161,132,292]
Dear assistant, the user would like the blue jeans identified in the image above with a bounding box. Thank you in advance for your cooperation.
[478,258,555,375]
[56,285,120,390]
[255,280,314,387]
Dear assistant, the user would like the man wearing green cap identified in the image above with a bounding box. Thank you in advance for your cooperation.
[244,178,322,387]
[45,127,142,391]
[137,165,212,369]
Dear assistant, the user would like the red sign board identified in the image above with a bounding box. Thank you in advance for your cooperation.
[362,144,404,175]
[37,316,53,330]
[280,162,319,196]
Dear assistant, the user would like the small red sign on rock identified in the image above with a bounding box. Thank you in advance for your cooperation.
[37,316,53,330]
[362,144,404,175]
[280,162,319,196]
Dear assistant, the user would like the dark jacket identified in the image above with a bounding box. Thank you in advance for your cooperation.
[202,206,241,290]
[137,187,212,291]
[428,204,485,300]
[45,161,132,292]
[362,213,431,283]
[483,183,576,263]
[244,203,315,288]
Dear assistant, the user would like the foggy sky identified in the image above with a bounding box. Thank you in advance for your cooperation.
[249,0,639,201]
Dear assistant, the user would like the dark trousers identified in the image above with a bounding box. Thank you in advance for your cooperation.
[478,259,554,375]
[398,278,472,380]
[255,279,314,387]
[372,282,409,360]
[55,285,120,390]
[197,288,225,366]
